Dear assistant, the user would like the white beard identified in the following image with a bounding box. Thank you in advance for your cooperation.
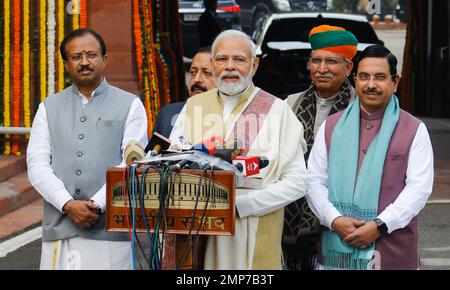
[214,69,253,96]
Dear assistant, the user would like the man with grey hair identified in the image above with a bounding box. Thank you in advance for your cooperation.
[169,29,307,269]
[283,24,358,270]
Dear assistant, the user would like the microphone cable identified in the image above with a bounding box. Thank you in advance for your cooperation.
[192,165,214,270]
[176,162,207,269]
[139,164,163,269]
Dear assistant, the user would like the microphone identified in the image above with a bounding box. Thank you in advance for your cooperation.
[144,132,171,156]
[232,156,269,176]
[213,138,243,163]
[170,138,218,170]
[124,140,146,163]
[169,159,192,171]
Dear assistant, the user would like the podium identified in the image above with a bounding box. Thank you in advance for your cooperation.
[105,166,236,269]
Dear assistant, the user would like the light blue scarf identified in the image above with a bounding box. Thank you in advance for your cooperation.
[322,95,399,269]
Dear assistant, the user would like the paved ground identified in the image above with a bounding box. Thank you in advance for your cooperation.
[419,204,450,270]
[421,118,450,201]
[1,202,449,270]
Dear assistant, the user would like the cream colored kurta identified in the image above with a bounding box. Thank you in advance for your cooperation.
[169,84,307,269]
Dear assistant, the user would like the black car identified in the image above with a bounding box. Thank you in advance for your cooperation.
[179,0,241,59]
[236,0,328,34]
[252,12,384,99]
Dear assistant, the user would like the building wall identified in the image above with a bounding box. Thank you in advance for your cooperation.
[87,0,140,95]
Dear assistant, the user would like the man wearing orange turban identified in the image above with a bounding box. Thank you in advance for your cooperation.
[283,25,358,270]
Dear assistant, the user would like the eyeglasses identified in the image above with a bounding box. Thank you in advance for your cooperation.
[214,54,250,66]
[310,57,346,66]
[355,73,397,82]
[67,51,101,63]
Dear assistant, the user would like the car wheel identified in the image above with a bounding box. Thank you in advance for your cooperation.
[252,10,268,32]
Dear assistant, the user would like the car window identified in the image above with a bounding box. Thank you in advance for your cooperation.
[262,18,380,46]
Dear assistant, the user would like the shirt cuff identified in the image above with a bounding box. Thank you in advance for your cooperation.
[235,193,254,218]
[376,211,395,234]
[54,191,74,213]
[90,186,106,213]
[323,207,342,230]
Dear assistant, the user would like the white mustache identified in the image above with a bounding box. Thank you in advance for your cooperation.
[314,73,333,78]
[221,72,241,79]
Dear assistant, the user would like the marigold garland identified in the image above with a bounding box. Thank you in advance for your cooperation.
[131,0,185,133]
[72,0,79,30]
[133,0,152,136]
[152,0,167,109]
[79,0,87,28]
[57,0,64,92]
[0,0,184,156]
[141,0,156,127]
[3,0,11,155]
[155,0,171,106]
[47,0,56,96]
[12,0,21,155]
[39,0,47,102]
[0,3,4,138]
[23,0,31,134]
[0,0,87,155]
[12,1,21,116]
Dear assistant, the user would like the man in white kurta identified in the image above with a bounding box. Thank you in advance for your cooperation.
[27,29,147,270]
[306,45,434,269]
[169,30,307,269]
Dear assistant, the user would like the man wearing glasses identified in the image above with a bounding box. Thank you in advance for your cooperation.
[27,29,148,269]
[153,46,216,138]
[169,30,307,269]
[306,45,434,269]
[283,25,358,270]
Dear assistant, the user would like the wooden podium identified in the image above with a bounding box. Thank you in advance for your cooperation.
[105,167,236,269]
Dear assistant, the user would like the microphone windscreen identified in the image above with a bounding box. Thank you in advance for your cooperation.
[259,156,269,169]
[144,131,171,153]
[124,140,146,163]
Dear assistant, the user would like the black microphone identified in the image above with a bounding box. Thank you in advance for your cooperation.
[169,139,217,171]
[212,138,243,163]
[259,156,269,169]
[144,132,171,156]
[169,159,192,171]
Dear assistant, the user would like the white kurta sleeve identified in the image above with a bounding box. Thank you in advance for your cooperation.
[90,98,148,212]
[168,104,188,148]
[236,148,307,218]
[235,103,308,218]
[27,103,74,213]
[377,123,434,233]
[306,121,342,229]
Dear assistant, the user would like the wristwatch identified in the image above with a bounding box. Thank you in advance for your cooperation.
[373,218,388,235]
